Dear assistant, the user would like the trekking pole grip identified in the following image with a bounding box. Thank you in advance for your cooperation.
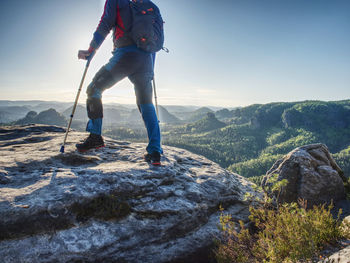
[86,50,96,67]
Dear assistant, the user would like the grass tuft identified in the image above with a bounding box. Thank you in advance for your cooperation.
[215,200,347,263]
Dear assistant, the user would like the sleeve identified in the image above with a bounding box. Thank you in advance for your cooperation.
[89,0,118,51]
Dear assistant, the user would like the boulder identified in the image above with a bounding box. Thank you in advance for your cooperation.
[261,144,346,206]
[0,124,258,263]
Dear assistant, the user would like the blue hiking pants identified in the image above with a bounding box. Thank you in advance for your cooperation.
[85,45,162,154]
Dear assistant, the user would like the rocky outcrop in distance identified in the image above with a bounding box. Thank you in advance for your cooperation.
[0,124,259,263]
[184,112,226,133]
[15,108,67,126]
[282,102,350,130]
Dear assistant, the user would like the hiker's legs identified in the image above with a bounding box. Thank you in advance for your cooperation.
[85,66,114,135]
[129,72,163,154]
[140,103,163,154]
[85,47,162,153]
[85,47,142,135]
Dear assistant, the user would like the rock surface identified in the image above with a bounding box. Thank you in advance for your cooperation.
[0,125,258,263]
[317,216,350,263]
[323,246,350,263]
[262,144,345,206]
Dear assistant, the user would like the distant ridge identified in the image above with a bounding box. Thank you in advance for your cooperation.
[158,106,182,124]
[0,106,31,123]
[15,108,67,126]
[186,107,214,122]
[184,112,226,133]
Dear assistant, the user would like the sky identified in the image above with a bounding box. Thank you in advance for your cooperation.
[0,0,349,107]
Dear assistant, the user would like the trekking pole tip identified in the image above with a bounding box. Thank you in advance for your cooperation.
[60,145,65,153]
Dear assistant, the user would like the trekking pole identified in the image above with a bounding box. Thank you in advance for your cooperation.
[60,54,94,153]
[152,76,160,121]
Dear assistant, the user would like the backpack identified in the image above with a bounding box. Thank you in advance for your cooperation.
[120,0,165,53]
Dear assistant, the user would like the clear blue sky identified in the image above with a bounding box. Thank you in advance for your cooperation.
[0,0,349,107]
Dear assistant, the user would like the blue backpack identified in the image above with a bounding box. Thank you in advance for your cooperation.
[120,0,165,53]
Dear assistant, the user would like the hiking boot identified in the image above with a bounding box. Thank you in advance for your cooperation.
[76,133,105,152]
[144,151,161,166]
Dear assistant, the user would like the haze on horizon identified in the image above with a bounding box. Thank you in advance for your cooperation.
[0,0,349,108]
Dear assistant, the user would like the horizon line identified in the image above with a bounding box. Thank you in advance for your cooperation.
[1,98,350,109]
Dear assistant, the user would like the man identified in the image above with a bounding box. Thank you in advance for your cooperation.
[76,0,163,166]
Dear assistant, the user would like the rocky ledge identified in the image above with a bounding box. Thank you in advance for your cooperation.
[0,125,258,263]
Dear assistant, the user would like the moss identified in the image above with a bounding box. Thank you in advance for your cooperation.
[71,194,131,222]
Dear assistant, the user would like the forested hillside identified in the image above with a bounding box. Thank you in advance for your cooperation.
[162,100,350,179]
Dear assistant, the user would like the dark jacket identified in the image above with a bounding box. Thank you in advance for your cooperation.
[90,0,148,50]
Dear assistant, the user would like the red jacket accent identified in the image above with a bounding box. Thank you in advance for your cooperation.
[89,0,134,50]
[115,5,125,40]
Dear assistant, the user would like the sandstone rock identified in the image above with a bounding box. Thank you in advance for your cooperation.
[344,215,350,224]
[261,144,345,206]
[319,244,350,263]
[318,216,350,263]
[0,124,259,263]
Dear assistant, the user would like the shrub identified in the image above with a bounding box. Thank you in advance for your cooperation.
[215,200,345,263]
